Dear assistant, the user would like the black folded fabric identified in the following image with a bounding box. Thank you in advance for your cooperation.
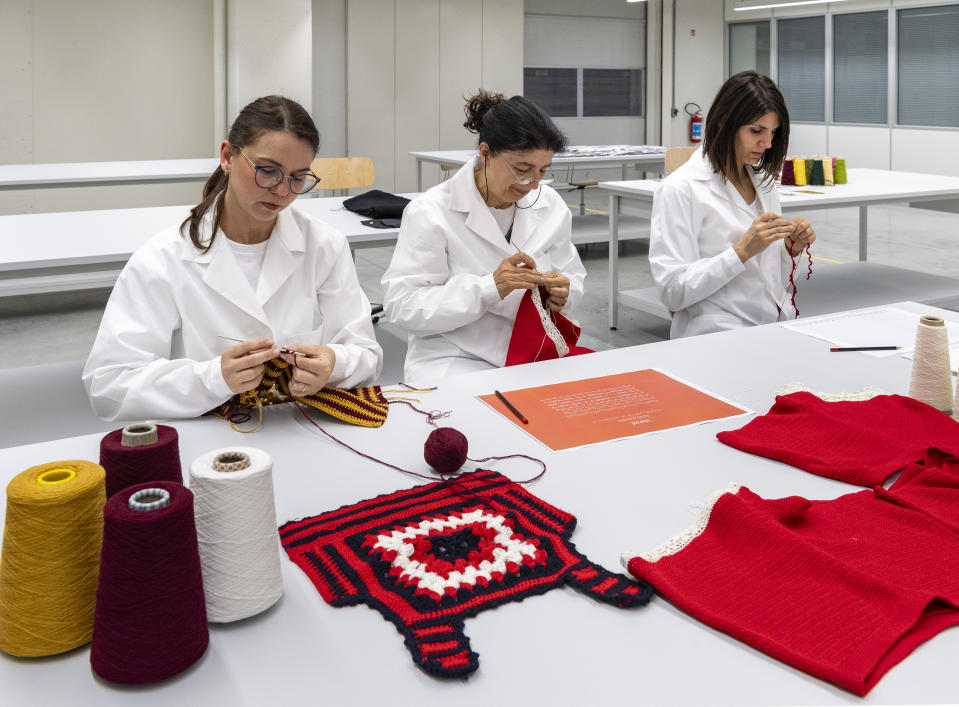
[343,190,411,219]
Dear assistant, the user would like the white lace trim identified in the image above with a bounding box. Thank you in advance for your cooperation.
[531,288,569,358]
[777,382,889,402]
[620,484,742,567]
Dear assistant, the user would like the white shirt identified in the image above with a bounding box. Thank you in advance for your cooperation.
[83,205,383,422]
[226,237,268,289]
[648,147,796,339]
[381,158,586,386]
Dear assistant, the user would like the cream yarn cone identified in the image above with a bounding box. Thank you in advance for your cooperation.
[909,316,953,413]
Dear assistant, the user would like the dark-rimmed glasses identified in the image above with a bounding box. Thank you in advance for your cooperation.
[235,147,320,195]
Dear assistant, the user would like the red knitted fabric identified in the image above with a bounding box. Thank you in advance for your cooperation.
[505,287,593,367]
[280,470,650,678]
[716,391,959,486]
[622,449,959,696]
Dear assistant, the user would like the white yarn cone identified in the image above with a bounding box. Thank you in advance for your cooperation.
[908,316,953,414]
[190,447,283,622]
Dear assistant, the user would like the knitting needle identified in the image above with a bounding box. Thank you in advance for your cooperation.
[829,346,901,352]
[216,335,309,358]
[494,390,528,425]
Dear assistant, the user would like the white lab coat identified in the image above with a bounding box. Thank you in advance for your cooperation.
[381,158,586,385]
[83,205,383,422]
[649,147,797,339]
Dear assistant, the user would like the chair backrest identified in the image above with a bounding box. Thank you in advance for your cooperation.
[310,157,375,191]
[665,146,698,173]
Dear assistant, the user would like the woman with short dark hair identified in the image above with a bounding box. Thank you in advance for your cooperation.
[382,90,587,385]
[649,71,816,338]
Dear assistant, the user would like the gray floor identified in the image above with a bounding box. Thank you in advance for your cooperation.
[2,192,959,372]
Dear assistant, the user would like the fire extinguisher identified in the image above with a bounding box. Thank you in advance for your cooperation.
[685,102,703,144]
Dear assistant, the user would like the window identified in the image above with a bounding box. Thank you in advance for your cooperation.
[777,16,825,123]
[524,67,644,119]
[523,68,577,118]
[898,5,959,128]
[582,69,644,117]
[728,21,770,77]
[833,11,888,124]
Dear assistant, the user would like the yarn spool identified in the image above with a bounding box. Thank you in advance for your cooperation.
[0,460,105,657]
[90,481,208,684]
[99,423,182,497]
[809,159,825,186]
[908,315,954,414]
[822,158,834,186]
[834,157,848,184]
[424,427,469,474]
[804,159,814,184]
[793,158,807,186]
[780,159,795,186]
[189,447,283,623]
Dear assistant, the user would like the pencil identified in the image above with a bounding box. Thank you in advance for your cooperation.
[829,346,901,352]
[494,390,528,425]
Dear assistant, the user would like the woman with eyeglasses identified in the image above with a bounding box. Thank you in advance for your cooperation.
[83,95,382,421]
[649,71,816,339]
[381,90,586,385]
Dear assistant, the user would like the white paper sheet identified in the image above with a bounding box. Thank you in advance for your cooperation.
[779,306,959,357]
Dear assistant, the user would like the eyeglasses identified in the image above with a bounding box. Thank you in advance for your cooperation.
[235,147,320,195]
[499,157,554,186]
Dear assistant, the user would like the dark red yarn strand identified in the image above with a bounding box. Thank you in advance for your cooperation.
[91,481,208,684]
[785,238,813,318]
[99,425,182,497]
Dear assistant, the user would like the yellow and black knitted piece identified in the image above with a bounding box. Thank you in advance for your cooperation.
[210,358,389,428]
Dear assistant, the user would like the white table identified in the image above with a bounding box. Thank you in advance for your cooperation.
[0,158,221,191]
[1,301,956,705]
[410,146,667,191]
[601,168,959,328]
[0,196,411,297]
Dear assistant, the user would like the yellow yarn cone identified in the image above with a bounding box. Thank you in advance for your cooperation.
[0,460,105,657]
[793,158,807,186]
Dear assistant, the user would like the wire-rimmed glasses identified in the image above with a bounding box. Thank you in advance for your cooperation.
[499,157,555,186]
[235,147,320,194]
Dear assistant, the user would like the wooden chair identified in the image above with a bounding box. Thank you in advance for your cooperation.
[440,163,458,181]
[665,146,698,173]
[308,156,375,196]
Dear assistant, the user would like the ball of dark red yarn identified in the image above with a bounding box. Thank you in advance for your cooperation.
[99,425,182,497]
[424,427,469,474]
[90,481,208,684]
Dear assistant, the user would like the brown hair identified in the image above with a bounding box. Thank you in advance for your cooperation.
[180,95,320,252]
[463,89,566,155]
[703,71,790,187]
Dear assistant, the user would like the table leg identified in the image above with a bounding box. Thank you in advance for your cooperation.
[621,164,627,181]
[609,193,620,329]
[416,160,423,192]
[859,206,868,261]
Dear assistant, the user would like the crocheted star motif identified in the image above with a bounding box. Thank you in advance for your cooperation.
[280,471,651,678]
[363,506,547,601]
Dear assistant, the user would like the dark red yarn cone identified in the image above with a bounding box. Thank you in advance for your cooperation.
[91,481,208,684]
[99,425,182,497]
[424,427,469,474]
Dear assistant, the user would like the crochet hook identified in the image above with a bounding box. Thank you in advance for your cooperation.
[830,346,901,352]
[216,335,308,358]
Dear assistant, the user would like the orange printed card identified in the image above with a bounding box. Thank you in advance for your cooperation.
[478,369,750,451]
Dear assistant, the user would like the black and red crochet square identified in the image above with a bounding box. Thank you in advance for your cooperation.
[279,470,651,678]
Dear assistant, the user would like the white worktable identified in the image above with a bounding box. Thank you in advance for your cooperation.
[410,146,666,191]
[0,196,411,297]
[601,168,959,328]
[1,301,957,705]
[0,158,221,190]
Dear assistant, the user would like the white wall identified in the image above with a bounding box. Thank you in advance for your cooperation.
[0,0,216,214]
[343,0,523,193]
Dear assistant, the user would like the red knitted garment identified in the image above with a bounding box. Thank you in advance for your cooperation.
[505,287,593,367]
[622,449,959,696]
[716,391,959,486]
[280,470,650,678]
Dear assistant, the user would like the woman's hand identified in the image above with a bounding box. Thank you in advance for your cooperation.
[279,345,336,397]
[221,338,278,394]
[542,272,570,311]
[786,217,816,255]
[494,252,545,299]
[733,212,796,263]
